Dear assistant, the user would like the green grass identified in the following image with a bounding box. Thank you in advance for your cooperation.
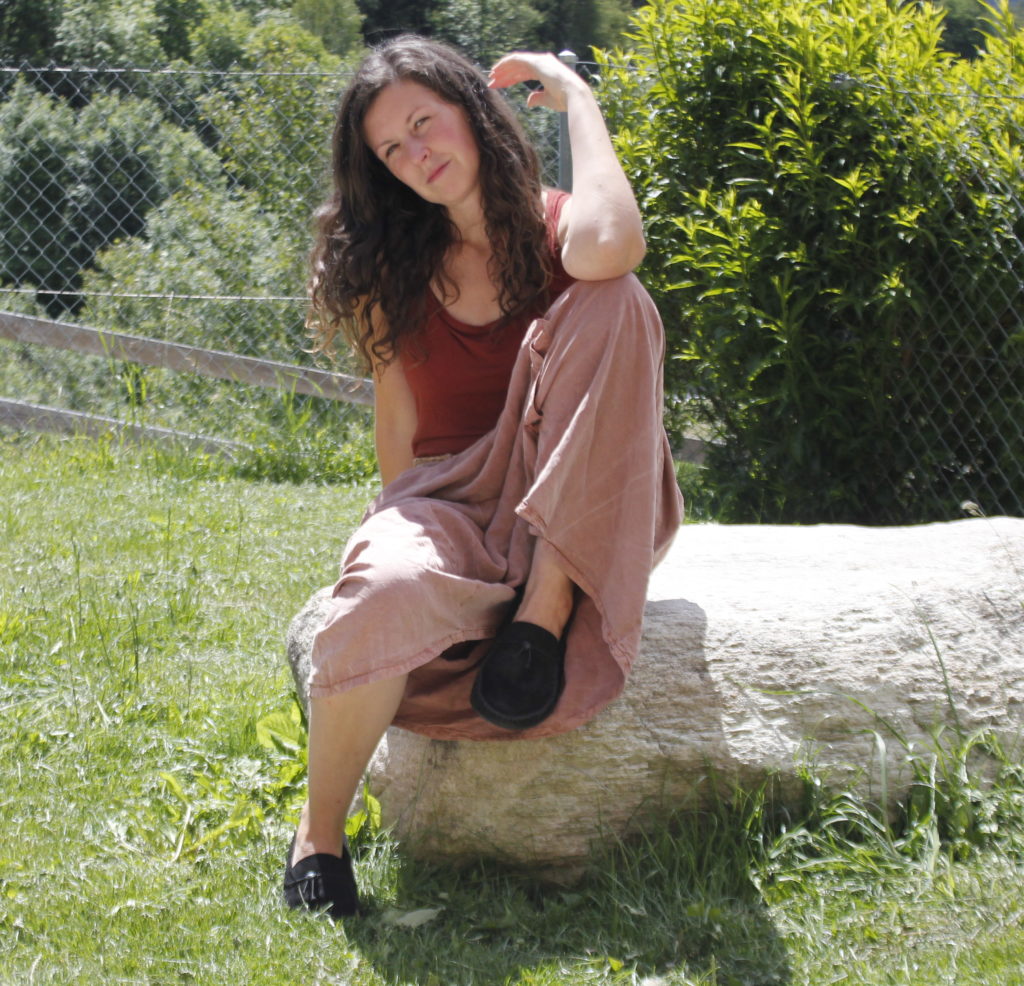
[1,432,1023,985]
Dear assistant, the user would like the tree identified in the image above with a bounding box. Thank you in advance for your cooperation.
[198,18,345,218]
[55,0,166,67]
[0,79,221,313]
[598,0,1024,523]
[356,0,439,41]
[934,0,990,58]
[930,0,1024,59]
[533,0,632,56]
[430,0,543,64]
[153,0,207,61]
[0,0,62,64]
[293,0,364,55]
[0,81,76,299]
[188,2,253,69]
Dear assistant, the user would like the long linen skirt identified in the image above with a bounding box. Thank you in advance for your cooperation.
[309,273,684,740]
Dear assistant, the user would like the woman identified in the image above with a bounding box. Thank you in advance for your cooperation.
[285,35,683,919]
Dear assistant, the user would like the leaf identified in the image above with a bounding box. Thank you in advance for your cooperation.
[256,710,304,755]
[365,788,382,830]
[344,809,367,840]
[159,771,187,804]
[344,784,382,840]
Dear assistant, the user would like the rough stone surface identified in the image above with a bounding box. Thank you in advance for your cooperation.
[286,518,1024,874]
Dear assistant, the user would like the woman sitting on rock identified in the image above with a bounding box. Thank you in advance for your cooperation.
[284,34,683,918]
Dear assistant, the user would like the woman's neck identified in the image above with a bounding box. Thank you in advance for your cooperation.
[446,192,488,248]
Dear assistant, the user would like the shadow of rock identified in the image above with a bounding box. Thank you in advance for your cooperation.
[344,814,792,985]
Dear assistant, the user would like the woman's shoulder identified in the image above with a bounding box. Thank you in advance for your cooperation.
[542,186,571,219]
[541,187,571,249]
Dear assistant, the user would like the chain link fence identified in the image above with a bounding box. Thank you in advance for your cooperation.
[1,57,1022,519]
[863,77,1024,522]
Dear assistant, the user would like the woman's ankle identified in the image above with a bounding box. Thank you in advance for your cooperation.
[515,542,575,638]
[515,590,573,638]
[291,802,346,866]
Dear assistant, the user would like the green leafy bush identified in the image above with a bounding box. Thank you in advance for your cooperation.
[599,0,1024,523]
[75,172,370,458]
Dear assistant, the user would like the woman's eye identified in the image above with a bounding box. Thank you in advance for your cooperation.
[414,116,429,129]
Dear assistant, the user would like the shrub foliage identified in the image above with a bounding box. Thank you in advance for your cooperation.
[599,0,1024,523]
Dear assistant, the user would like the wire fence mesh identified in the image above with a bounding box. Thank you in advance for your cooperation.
[1,58,1022,519]
[859,77,1024,522]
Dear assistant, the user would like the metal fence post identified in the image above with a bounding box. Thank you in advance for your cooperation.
[557,50,577,192]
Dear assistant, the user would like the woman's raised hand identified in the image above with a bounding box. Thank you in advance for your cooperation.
[487,52,585,113]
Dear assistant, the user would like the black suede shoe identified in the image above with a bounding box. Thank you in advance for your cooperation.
[471,621,565,730]
[283,836,360,919]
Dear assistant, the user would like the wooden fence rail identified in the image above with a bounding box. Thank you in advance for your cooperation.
[0,309,373,456]
[0,396,248,456]
[0,311,374,406]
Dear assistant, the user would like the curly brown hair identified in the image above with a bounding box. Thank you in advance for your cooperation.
[307,35,552,371]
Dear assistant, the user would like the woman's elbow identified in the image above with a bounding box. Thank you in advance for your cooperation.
[621,230,647,273]
[563,228,646,281]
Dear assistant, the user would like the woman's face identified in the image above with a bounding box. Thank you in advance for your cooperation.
[363,78,481,211]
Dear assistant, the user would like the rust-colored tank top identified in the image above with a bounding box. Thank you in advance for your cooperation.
[402,189,575,459]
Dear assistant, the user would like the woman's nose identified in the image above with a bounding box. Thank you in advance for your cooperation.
[409,137,430,163]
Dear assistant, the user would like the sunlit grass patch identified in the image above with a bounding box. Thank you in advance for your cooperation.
[1,431,1023,986]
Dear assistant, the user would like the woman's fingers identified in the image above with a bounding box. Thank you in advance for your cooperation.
[488,52,550,86]
[487,52,576,112]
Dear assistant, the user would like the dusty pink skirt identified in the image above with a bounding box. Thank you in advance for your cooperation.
[309,274,684,740]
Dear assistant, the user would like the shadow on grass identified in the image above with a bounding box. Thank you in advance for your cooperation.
[345,807,792,986]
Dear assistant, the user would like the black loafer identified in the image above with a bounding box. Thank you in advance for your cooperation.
[471,621,565,730]
[283,835,360,919]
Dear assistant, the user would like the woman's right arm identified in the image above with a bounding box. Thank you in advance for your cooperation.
[373,355,417,487]
[488,52,645,280]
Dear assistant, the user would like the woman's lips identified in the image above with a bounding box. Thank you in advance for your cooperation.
[427,161,449,183]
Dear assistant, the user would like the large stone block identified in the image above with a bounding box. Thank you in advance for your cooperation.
[286,518,1024,874]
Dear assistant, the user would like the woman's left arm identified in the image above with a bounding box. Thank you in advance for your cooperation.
[489,51,645,281]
